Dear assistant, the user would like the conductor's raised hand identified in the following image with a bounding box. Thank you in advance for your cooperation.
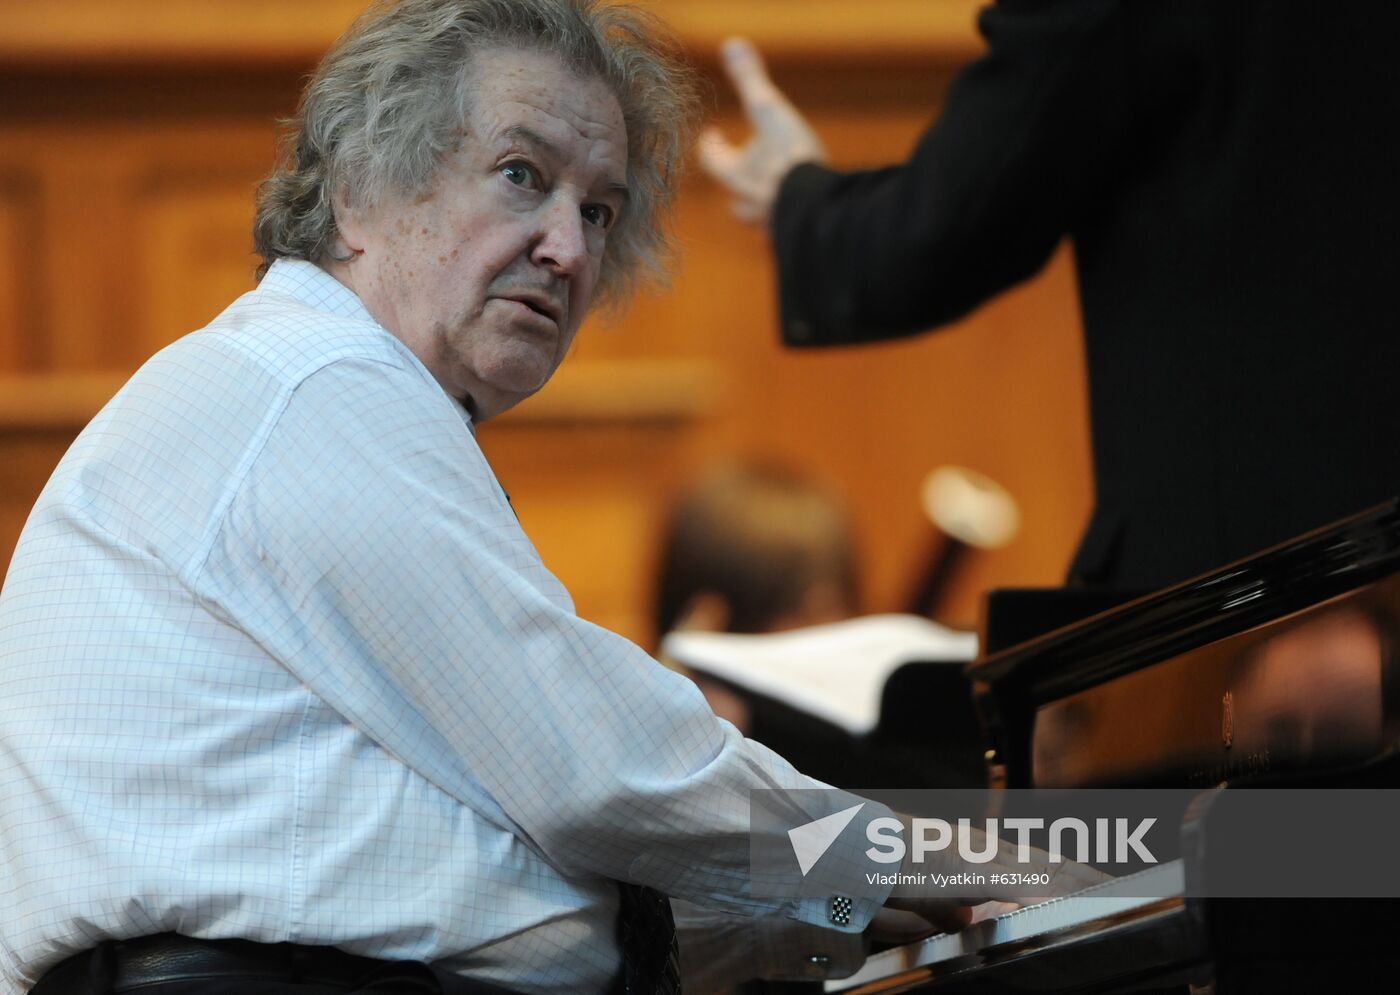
[698,37,827,225]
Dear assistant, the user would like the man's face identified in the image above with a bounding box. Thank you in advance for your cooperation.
[336,46,628,420]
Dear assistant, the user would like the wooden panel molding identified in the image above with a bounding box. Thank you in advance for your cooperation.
[0,361,717,433]
[492,359,719,426]
[134,174,268,357]
[0,371,126,430]
[0,0,984,66]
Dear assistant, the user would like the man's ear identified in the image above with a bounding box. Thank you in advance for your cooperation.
[332,186,369,256]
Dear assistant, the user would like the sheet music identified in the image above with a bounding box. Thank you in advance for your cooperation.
[661,614,976,735]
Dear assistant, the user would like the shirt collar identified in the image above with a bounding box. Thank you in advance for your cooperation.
[257,258,476,432]
[258,258,379,325]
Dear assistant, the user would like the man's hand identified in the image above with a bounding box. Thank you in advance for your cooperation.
[866,899,1018,952]
[866,904,969,946]
[882,817,1111,929]
[698,37,827,224]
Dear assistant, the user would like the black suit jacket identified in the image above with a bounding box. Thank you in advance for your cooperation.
[771,0,1400,591]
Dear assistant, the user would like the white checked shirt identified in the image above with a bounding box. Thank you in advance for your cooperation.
[0,260,887,994]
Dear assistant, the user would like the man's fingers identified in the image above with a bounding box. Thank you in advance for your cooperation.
[884,887,980,933]
[925,902,975,935]
[696,129,771,223]
[888,900,975,936]
[866,908,938,946]
[696,132,767,222]
[702,36,823,223]
[967,900,1018,924]
[1046,854,1114,894]
[696,127,741,180]
[729,197,767,225]
[720,37,780,114]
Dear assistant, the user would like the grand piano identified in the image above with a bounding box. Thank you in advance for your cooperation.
[824,500,1400,994]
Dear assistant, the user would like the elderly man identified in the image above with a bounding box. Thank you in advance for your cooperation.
[1,2,1094,993]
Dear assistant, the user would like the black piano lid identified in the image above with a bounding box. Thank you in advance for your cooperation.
[968,498,1400,720]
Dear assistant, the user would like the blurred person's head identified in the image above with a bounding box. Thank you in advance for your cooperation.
[655,460,860,639]
[653,460,860,733]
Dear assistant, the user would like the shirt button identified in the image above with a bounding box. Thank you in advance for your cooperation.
[828,894,853,925]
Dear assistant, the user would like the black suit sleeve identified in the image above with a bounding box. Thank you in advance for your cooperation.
[770,0,1134,347]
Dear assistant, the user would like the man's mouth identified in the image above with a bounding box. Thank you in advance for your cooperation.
[499,293,562,325]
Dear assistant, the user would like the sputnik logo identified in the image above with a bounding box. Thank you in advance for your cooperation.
[788,803,865,876]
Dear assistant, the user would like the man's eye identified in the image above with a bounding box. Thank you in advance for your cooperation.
[501,162,538,188]
[582,204,614,229]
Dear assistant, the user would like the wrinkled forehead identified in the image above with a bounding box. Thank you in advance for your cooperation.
[464,45,627,167]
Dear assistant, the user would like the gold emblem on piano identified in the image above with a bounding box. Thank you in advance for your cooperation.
[1221,691,1234,750]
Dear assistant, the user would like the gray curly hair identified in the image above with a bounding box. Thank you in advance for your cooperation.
[253,0,698,311]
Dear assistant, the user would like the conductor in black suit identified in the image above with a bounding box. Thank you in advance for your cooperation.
[701,0,1400,592]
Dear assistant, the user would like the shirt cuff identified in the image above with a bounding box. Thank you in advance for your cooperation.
[784,799,896,935]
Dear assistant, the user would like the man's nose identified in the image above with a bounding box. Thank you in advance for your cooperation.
[532,201,589,277]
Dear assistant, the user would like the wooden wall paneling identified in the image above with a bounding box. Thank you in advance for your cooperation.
[22,119,276,371]
[478,361,719,644]
[484,425,684,644]
[0,0,983,67]
[132,125,279,356]
[0,61,300,372]
[661,0,982,61]
[0,0,366,66]
[0,169,44,372]
[32,128,148,371]
[135,176,263,355]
